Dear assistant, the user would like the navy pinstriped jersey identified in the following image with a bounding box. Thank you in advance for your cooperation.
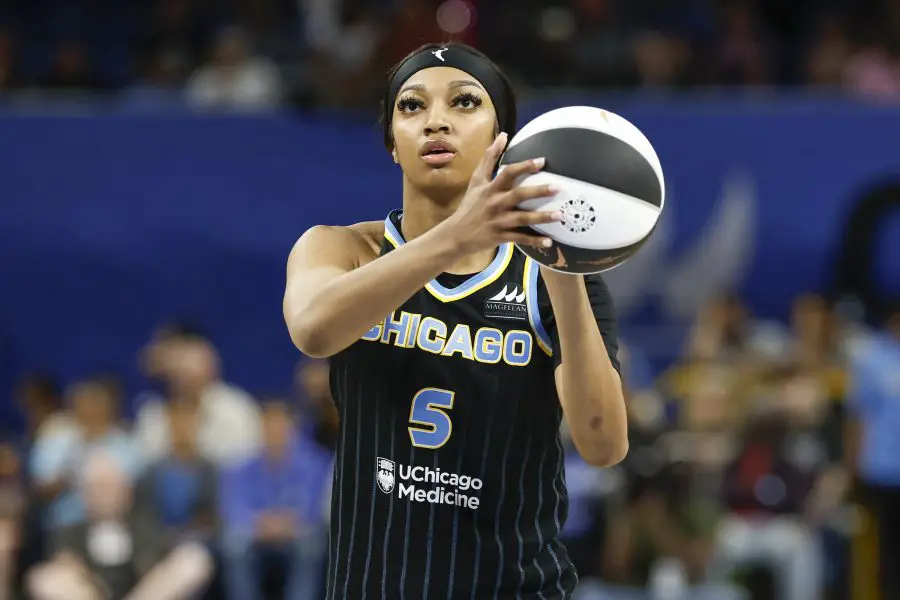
[325,209,620,600]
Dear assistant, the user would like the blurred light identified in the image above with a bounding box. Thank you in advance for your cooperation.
[753,474,786,507]
[629,390,666,430]
[538,8,576,43]
[437,0,473,35]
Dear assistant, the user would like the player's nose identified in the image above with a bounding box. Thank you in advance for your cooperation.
[423,105,452,136]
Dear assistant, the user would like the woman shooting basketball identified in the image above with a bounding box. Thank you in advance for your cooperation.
[283,42,627,599]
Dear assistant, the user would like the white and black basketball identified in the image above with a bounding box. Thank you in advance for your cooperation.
[499,106,665,274]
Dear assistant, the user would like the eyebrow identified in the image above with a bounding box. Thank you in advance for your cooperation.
[398,79,485,96]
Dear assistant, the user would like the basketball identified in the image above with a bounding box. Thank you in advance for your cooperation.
[499,106,665,274]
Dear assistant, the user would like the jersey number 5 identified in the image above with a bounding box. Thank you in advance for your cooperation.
[408,387,455,449]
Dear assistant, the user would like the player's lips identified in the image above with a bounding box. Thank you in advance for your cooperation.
[420,140,457,165]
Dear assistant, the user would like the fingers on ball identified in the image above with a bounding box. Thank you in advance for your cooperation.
[509,232,553,248]
[504,184,558,205]
[493,157,545,190]
[493,209,555,231]
[507,210,561,229]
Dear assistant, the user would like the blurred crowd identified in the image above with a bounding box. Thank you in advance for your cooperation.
[562,294,900,600]
[0,324,338,600]
[3,0,900,111]
[1,294,898,600]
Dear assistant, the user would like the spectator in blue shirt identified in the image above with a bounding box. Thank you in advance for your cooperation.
[29,377,142,529]
[221,398,333,600]
[848,305,900,599]
[133,401,219,547]
[10,373,73,586]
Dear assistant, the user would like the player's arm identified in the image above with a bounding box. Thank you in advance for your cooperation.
[541,268,628,467]
[283,224,459,358]
[284,134,560,358]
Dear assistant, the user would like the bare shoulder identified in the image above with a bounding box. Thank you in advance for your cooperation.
[346,220,385,262]
[289,221,383,269]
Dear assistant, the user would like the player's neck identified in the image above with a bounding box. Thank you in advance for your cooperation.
[402,189,498,275]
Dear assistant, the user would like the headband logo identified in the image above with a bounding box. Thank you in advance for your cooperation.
[432,48,448,62]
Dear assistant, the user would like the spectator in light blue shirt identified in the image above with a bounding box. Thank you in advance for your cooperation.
[221,398,333,600]
[848,306,900,599]
[29,377,142,529]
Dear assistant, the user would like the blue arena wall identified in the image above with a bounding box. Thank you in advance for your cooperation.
[2,95,900,423]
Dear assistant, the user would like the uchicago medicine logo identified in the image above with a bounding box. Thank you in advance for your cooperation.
[376,456,483,509]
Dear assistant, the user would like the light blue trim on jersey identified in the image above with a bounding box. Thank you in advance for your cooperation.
[383,210,514,303]
[524,258,553,356]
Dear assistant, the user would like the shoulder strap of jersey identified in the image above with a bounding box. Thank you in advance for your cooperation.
[523,257,553,357]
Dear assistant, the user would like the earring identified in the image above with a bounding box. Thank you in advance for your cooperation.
[392,151,399,164]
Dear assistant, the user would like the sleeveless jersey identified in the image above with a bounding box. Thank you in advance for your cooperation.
[325,209,614,600]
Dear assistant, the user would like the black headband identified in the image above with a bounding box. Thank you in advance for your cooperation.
[384,45,515,148]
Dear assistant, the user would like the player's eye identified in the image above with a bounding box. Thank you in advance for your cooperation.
[451,92,483,110]
[397,96,425,113]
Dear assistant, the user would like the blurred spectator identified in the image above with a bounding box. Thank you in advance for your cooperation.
[683,295,760,365]
[569,0,635,87]
[16,373,73,448]
[303,0,381,61]
[632,30,691,89]
[30,377,141,529]
[843,22,900,101]
[847,303,900,598]
[185,26,284,112]
[713,1,771,86]
[133,402,219,549]
[789,295,842,368]
[40,41,106,91]
[590,466,745,600]
[666,363,741,483]
[713,367,832,600]
[305,0,382,109]
[597,365,745,599]
[805,14,852,87]
[0,439,23,599]
[233,0,306,64]
[221,399,332,600]
[0,0,898,97]
[26,449,213,600]
[134,324,262,468]
[377,0,446,68]
[786,295,849,405]
[136,0,214,88]
[0,29,20,91]
[11,373,73,595]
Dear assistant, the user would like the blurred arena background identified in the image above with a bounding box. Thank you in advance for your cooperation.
[2,0,900,599]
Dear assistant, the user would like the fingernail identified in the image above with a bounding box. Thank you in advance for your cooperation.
[551,211,564,221]
[542,238,553,247]
[548,185,560,193]
[499,132,509,143]
[533,157,545,168]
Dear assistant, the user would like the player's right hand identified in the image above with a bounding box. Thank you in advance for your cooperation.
[443,132,561,255]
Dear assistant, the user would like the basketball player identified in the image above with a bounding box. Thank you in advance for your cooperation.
[283,43,627,599]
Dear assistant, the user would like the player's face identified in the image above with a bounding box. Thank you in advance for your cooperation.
[391,66,498,195]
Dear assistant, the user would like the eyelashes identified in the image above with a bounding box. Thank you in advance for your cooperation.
[397,96,424,112]
[452,92,483,109]
[396,92,484,113]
